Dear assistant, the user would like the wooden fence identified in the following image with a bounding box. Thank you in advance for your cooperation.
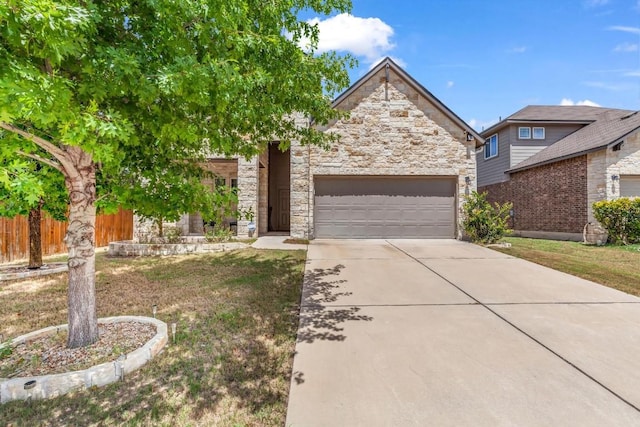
[0,209,133,263]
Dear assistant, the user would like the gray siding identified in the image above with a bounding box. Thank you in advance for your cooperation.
[510,146,546,168]
[476,127,511,186]
[513,123,583,145]
[479,123,585,186]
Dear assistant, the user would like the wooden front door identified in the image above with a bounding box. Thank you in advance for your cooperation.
[278,188,290,231]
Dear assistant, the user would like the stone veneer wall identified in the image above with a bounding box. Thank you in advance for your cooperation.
[237,156,259,237]
[587,132,640,222]
[175,160,238,235]
[480,156,588,234]
[290,68,477,239]
[258,151,269,234]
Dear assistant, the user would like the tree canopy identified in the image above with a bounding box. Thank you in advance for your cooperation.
[0,0,354,347]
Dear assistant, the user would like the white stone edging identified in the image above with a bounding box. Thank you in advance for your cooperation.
[108,240,248,257]
[0,316,168,404]
[0,263,68,282]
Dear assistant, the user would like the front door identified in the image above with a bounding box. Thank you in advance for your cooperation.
[278,188,290,230]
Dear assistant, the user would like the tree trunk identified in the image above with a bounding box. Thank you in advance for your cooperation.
[27,202,43,269]
[157,217,163,238]
[62,147,98,348]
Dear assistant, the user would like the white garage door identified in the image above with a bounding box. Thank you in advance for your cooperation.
[620,175,640,197]
[314,176,456,238]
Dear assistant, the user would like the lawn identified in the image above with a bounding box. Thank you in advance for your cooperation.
[0,248,306,426]
[492,237,640,296]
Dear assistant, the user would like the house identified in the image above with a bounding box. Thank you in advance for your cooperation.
[157,58,481,240]
[477,105,640,241]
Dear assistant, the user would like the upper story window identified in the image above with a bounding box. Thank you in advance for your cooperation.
[484,134,498,159]
[518,127,531,139]
[533,127,545,139]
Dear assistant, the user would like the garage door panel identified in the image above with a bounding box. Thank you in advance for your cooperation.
[621,176,640,197]
[314,177,456,239]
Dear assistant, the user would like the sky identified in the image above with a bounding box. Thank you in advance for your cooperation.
[302,0,640,131]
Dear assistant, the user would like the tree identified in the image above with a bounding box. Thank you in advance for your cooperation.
[0,157,68,269]
[0,0,353,348]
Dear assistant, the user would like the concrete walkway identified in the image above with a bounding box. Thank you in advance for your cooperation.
[286,239,640,426]
[250,235,308,250]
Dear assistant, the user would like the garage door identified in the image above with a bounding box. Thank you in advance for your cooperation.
[620,175,640,197]
[314,176,456,238]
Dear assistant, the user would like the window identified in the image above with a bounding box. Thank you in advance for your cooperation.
[231,178,238,188]
[518,127,531,139]
[215,177,226,189]
[533,127,545,139]
[484,134,498,159]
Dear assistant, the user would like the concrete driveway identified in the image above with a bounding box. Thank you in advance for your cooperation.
[285,239,640,426]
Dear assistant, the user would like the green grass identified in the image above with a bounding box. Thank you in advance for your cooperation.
[492,238,640,296]
[0,249,306,426]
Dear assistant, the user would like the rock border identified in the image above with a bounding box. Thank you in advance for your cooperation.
[0,263,68,282]
[0,316,168,404]
[108,240,248,257]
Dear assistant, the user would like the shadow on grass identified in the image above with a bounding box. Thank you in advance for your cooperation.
[0,249,306,426]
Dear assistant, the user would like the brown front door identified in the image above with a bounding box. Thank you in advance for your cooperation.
[278,188,290,230]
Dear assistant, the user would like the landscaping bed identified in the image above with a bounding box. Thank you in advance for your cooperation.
[0,248,306,425]
[490,237,640,296]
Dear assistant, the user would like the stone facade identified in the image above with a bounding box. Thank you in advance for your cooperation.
[481,156,588,235]
[176,160,238,235]
[587,132,640,222]
[134,61,478,240]
[237,156,259,237]
[290,67,477,239]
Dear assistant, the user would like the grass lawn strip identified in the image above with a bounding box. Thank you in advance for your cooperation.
[0,248,305,426]
[492,238,640,296]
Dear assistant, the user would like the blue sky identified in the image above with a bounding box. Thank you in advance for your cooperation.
[304,0,640,131]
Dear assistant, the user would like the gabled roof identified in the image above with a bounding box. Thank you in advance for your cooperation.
[508,107,640,172]
[481,105,616,136]
[332,57,484,146]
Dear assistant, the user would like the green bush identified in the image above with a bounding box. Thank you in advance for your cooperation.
[462,191,512,244]
[592,198,640,245]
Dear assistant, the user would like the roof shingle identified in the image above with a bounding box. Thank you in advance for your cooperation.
[509,108,640,172]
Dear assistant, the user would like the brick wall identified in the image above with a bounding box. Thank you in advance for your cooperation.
[480,155,588,233]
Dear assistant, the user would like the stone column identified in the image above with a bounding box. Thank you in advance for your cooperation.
[258,151,269,234]
[237,156,259,237]
[290,139,311,238]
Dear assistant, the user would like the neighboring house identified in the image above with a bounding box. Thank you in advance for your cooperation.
[164,58,481,240]
[478,105,640,241]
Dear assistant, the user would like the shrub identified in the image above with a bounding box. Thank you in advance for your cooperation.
[592,198,640,245]
[163,226,183,244]
[204,225,234,243]
[462,191,512,244]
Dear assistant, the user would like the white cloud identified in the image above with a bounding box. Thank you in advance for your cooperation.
[507,46,528,54]
[607,25,640,35]
[584,0,610,7]
[625,70,640,77]
[446,81,454,88]
[560,98,602,107]
[468,118,498,131]
[305,14,395,62]
[583,81,633,91]
[614,42,639,52]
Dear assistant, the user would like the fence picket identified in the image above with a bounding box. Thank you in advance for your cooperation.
[0,209,133,263]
